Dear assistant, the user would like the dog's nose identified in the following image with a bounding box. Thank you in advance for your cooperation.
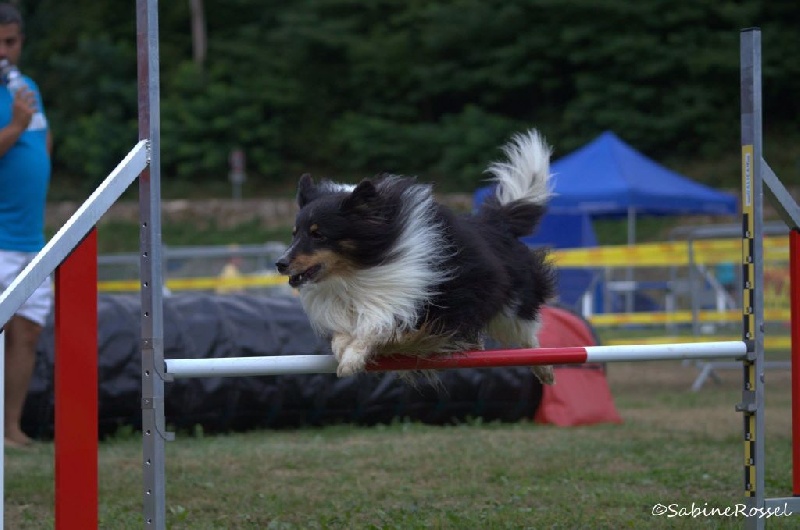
[275,259,289,274]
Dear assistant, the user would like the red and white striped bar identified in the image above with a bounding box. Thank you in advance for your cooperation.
[164,340,747,379]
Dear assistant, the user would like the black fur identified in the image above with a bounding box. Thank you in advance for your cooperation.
[420,198,556,341]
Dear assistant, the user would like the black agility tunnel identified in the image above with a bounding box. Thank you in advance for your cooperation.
[22,293,570,439]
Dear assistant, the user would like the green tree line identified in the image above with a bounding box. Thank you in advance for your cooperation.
[15,0,800,194]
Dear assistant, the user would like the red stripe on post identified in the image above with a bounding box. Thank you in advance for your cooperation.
[790,229,800,496]
[367,347,589,372]
[55,228,98,529]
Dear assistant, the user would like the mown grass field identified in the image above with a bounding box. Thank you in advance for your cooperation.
[4,359,795,529]
[31,165,795,528]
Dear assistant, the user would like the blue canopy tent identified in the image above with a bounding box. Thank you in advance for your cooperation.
[475,130,738,243]
[547,131,738,243]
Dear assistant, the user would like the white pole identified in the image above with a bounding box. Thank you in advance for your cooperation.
[164,341,747,379]
[584,340,747,362]
[167,355,339,378]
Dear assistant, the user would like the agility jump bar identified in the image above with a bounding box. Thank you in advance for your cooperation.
[165,340,747,379]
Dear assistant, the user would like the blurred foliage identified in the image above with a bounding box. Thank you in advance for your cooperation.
[13,0,800,195]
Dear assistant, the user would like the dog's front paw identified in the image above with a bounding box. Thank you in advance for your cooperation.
[331,333,352,362]
[532,365,555,385]
[337,354,367,377]
[336,342,370,377]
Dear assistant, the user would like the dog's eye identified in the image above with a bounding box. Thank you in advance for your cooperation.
[309,224,325,240]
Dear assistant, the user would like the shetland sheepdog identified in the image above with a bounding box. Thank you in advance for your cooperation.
[276,129,556,384]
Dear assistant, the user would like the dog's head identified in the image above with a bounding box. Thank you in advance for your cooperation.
[275,173,398,288]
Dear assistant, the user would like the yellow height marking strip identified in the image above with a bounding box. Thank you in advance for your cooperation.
[741,143,756,498]
[99,274,288,292]
[589,308,789,327]
[551,236,787,268]
[744,365,757,496]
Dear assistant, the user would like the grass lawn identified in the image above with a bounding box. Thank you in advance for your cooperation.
[32,193,792,528]
[3,360,795,529]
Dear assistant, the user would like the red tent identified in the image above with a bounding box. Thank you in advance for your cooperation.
[534,306,622,427]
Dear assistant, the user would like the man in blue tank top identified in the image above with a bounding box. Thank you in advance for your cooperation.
[0,3,52,449]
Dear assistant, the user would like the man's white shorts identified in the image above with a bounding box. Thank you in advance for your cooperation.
[0,250,53,327]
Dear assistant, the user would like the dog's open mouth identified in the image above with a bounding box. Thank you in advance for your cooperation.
[288,264,323,288]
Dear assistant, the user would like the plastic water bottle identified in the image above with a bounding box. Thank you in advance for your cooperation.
[0,58,47,131]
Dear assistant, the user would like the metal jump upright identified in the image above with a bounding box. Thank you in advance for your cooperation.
[739,26,767,523]
[136,0,172,527]
[739,28,800,530]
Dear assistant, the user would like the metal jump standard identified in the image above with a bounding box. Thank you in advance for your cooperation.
[0,3,797,529]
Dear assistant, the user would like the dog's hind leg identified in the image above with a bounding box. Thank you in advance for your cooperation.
[486,313,555,385]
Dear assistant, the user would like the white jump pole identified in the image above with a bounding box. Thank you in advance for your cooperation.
[165,341,748,379]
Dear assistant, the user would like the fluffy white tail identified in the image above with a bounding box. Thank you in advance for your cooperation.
[485,129,552,206]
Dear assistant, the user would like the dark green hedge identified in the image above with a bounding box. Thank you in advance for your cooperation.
[17,0,800,192]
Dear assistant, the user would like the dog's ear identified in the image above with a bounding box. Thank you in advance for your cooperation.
[342,179,379,212]
[297,173,317,207]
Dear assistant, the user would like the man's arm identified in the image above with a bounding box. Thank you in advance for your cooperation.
[0,88,35,157]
